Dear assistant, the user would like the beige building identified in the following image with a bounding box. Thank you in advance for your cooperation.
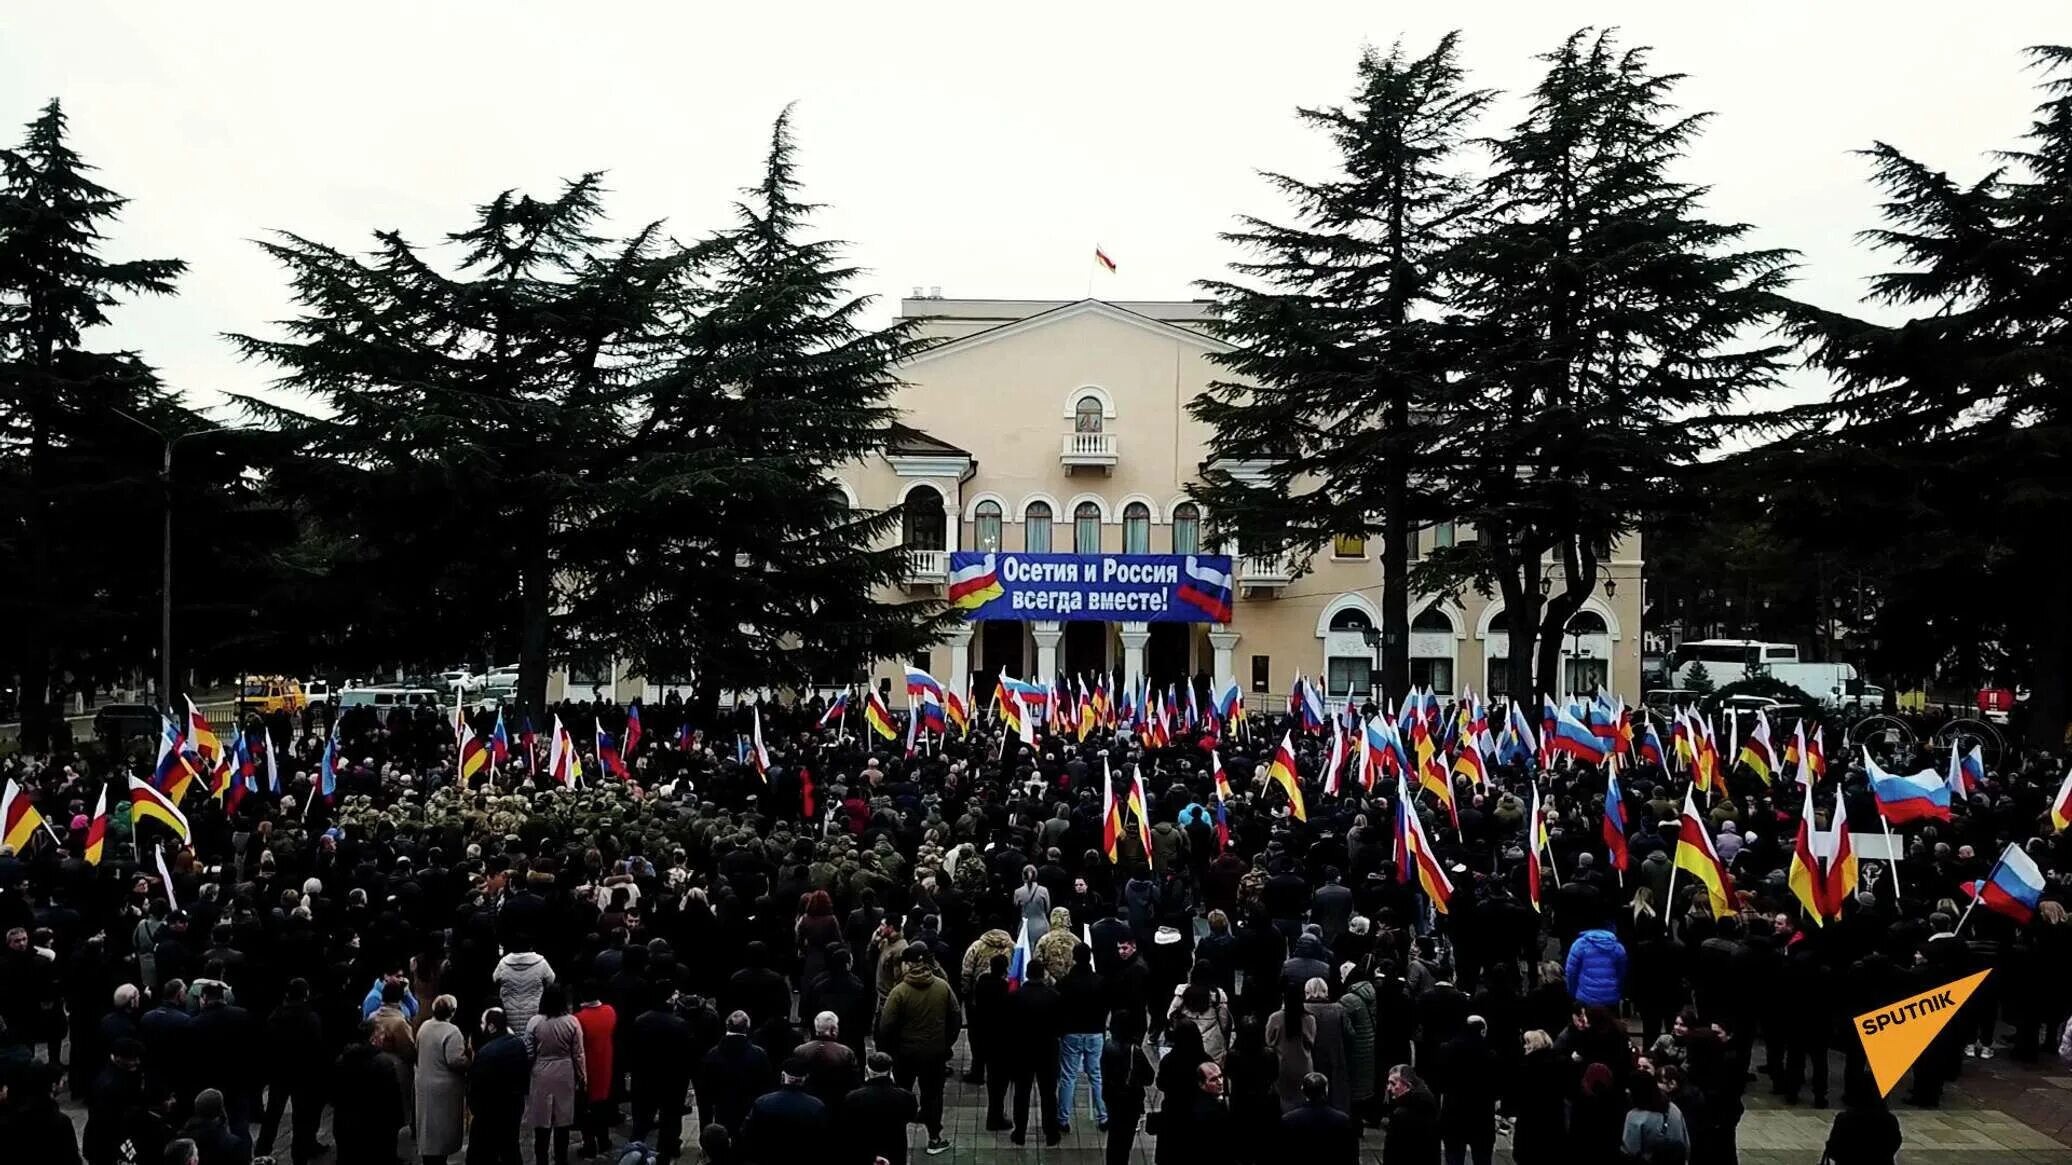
[842,295,1643,708]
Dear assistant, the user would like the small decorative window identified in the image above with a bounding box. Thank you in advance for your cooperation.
[974,500,1002,552]
[1332,533,1367,559]
[1123,503,1151,554]
[1432,521,1456,549]
[1075,396,1104,434]
[1025,501,1053,553]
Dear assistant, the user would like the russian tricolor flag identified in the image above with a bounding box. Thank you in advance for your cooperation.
[1006,918,1033,990]
[1177,555,1235,623]
[1546,697,1607,764]
[1866,749,1952,824]
[1965,842,2045,924]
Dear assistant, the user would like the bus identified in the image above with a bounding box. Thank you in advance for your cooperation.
[1670,639,1800,688]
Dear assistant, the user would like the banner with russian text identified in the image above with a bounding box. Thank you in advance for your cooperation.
[946,552,1235,623]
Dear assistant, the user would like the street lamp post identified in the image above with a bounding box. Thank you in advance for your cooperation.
[111,409,229,707]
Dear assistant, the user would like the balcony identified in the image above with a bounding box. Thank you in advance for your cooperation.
[1060,431,1118,473]
[907,548,948,584]
[1239,553,1292,590]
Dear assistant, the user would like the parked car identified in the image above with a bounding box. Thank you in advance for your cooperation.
[304,678,333,706]
[236,675,308,717]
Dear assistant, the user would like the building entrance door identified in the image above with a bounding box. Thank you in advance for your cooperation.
[1063,621,1109,683]
[980,621,1025,689]
[1147,623,1193,692]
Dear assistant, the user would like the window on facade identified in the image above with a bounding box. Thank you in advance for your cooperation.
[1485,658,1512,698]
[1251,654,1271,693]
[1329,608,1373,633]
[1326,656,1373,700]
[1171,502,1201,555]
[1122,502,1150,554]
[1432,521,1456,549]
[1075,395,1104,434]
[1074,501,1102,553]
[1332,533,1367,559]
[1412,607,1454,634]
[1566,657,1608,694]
[1025,501,1053,553]
[1409,657,1454,693]
[1567,610,1609,635]
[974,500,1002,552]
[902,485,946,550]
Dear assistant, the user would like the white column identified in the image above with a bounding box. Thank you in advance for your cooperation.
[1209,626,1240,693]
[1033,621,1064,682]
[946,623,975,696]
[1120,621,1151,692]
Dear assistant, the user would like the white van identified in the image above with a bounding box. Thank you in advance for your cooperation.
[336,686,444,709]
[1671,639,1800,687]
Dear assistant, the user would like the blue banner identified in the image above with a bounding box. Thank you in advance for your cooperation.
[946,552,1235,623]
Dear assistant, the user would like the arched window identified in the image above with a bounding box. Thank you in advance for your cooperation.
[1075,395,1104,434]
[1122,502,1151,554]
[1171,502,1201,555]
[1567,610,1609,634]
[1487,608,1509,633]
[1074,501,1102,553]
[973,500,1002,552]
[902,485,945,550]
[1329,608,1373,633]
[1024,501,1053,553]
[1412,607,1454,633]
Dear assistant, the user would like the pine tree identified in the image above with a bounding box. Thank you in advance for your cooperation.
[0,100,186,746]
[1684,660,1715,697]
[1424,30,1793,696]
[1780,46,2072,743]
[573,111,955,726]
[1190,34,1490,696]
[233,175,687,715]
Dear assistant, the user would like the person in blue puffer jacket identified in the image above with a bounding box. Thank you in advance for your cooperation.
[1564,927,1629,1007]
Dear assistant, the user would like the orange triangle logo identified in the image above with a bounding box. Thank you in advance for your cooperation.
[1853,967,1992,1096]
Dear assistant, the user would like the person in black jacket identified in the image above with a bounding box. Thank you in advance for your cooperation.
[176,1088,245,1165]
[801,947,871,1066]
[1099,1013,1155,1165]
[331,1030,402,1165]
[697,1010,773,1137]
[1281,1072,1358,1165]
[625,996,695,1164]
[1154,1060,1236,1165]
[84,1038,144,1165]
[1432,1018,1499,1165]
[136,983,194,1116]
[1382,1065,1441,1165]
[740,1058,831,1165]
[467,1009,532,1165]
[1,1062,82,1165]
[723,943,792,1030]
[966,954,1010,1088]
[1054,948,1107,1135]
[187,982,254,1147]
[1003,965,1065,1145]
[255,978,329,1165]
[841,1052,918,1165]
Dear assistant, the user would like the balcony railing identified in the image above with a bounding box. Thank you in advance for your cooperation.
[1060,431,1119,469]
[907,548,948,583]
[1238,553,1292,587]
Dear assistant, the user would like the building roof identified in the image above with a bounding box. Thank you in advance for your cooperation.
[898,297,1231,367]
[884,423,970,458]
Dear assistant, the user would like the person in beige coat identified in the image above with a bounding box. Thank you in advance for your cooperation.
[414,996,470,1164]
[524,985,587,1165]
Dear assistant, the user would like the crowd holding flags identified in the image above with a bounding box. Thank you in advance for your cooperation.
[1672,786,1737,918]
[2,777,48,852]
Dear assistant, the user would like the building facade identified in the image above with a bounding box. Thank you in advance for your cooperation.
[843,295,1643,707]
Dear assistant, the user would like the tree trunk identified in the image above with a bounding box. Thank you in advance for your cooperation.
[517,499,552,721]
[1535,539,1597,696]
[19,339,56,751]
[1381,397,1410,699]
[2027,540,2072,748]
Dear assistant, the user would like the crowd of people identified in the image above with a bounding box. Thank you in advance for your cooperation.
[0,688,2061,1165]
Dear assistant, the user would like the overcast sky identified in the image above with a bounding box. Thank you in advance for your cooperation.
[4,1,2064,416]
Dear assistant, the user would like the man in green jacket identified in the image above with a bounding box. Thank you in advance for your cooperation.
[876,947,962,1155]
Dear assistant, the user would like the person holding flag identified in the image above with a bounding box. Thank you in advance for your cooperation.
[1127,767,1155,861]
[1602,766,1630,874]
[818,689,852,733]
[459,719,492,785]
[863,688,898,741]
[1101,757,1122,863]
[488,708,510,774]
[750,705,773,780]
[623,701,644,757]
[1788,782,1828,926]
[1394,770,1454,913]
[1525,781,1553,912]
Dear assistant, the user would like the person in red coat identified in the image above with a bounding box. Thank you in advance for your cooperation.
[575,987,619,1159]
